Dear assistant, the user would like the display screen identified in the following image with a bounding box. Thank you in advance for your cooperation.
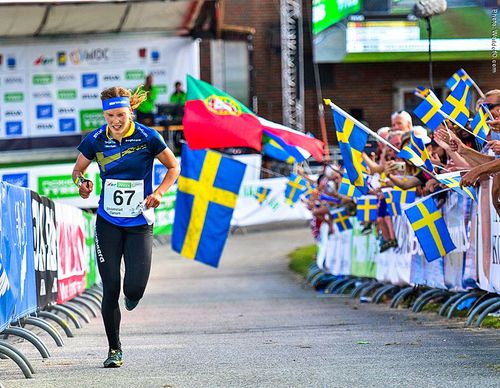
[313,1,494,63]
[312,0,362,35]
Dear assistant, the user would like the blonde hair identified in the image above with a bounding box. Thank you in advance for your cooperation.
[100,86,148,110]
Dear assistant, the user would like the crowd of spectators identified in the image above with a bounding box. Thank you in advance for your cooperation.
[299,89,500,252]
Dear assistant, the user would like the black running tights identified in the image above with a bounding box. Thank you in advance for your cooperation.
[95,215,153,350]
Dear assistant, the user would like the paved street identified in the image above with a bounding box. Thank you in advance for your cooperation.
[2,225,499,387]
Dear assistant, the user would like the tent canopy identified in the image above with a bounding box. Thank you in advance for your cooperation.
[0,0,212,37]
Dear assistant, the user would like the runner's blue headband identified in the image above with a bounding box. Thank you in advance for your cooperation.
[102,97,130,111]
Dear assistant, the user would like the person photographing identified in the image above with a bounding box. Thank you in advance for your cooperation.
[72,86,180,368]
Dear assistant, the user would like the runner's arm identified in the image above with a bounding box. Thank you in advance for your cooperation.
[72,153,94,199]
[145,148,180,208]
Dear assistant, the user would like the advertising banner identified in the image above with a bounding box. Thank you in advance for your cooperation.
[1,182,37,320]
[31,191,58,308]
[0,260,15,332]
[350,218,376,278]
[0,35,199,139]
[83,211,98,289]
[55,203,86,304]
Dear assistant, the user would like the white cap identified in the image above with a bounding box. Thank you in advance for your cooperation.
[412,126,432,144]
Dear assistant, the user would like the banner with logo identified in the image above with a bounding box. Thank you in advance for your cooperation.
[1,182,37,320]
[55,203,86,304]
[231,177,312,227]
[0,35,199,139]
[0,259,15,332]
[31,191,58,308]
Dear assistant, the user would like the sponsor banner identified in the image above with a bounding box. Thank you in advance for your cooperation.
[1,35,200,139]
[477,180,500,293]
[153,187,176,236]
[351,218,377,278]
[1,182,37,319]
[31,191,58,308]
[0,259,15,332]
[83,211,99,288]
[55,203,86,304]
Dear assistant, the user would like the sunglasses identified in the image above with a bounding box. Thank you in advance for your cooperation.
[484,103,500,110]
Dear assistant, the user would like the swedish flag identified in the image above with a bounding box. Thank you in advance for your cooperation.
[338,174,362,198]
[356,196,378,222]
[434,172,477,202]
[397,132,433,172]
[414,95,445,131]
[383,187,416,216]
[254,186,271,205]
[470,105,490,146]
[445,69,473,91]
[172,145,246,267]
[414,86,430,99]
[284,173,309,206]
[332,209,352,232]
[441,80,471,127]
[332,110,369,194]
[404,196,456,262]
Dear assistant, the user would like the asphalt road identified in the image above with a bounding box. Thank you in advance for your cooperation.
[1,225,499,387]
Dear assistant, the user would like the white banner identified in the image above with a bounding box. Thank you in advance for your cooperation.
[0,35,199,138]
[477,180,500,293]
[231,177,312,227]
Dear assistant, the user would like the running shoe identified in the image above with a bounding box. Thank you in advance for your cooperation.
[124,296,139,311]
[103,349,123,368]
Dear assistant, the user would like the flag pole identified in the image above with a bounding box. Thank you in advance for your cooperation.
[461,70,485,99]
[324,99,400,153]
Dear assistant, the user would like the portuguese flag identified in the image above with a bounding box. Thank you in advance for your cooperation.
[183,75,263,151]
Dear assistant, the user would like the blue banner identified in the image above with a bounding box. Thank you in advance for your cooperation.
[2,182,37,320]
[0,259,15,332]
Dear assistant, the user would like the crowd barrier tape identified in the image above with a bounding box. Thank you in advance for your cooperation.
[0,181,98,333]
[316,187,500,294]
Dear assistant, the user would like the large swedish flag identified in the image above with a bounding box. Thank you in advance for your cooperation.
[332,110,369,194]
[404,196,456,262]
[172,145,246,267]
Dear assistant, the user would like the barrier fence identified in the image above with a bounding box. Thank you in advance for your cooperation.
[0,181,99,378]
[310,184,500,326]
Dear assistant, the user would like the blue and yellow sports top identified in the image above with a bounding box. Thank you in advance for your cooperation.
[78,121,167,227]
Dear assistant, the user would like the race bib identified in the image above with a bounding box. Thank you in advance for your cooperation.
[103,179,144,218]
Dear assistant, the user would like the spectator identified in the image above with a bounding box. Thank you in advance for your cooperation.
[170,81,187,106]
[136,74,158,126]
[391,110,412,132]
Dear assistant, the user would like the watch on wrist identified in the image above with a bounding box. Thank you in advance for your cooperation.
[75,176,86,188]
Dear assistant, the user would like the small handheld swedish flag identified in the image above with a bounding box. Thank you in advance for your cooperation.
[254,186,271,205]
[445,69,473,91]
[397,131,433,172]
[470,105,490,146]
[356,196,378,222]
[413,95,445,131]
[404,196,456,262]
[332,208,352,232]
[434,172,477,202]
[383,187,417,216]
[338,173,363,198]
[331,108,369,194]
[441,80,471,127]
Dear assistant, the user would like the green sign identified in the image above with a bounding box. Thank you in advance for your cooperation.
[58,89,77,100]
[83,211,98,288]
[33,74,53,85]
[4,92,24,103]
[153,190,176,235]
[156,84,167,94]
[80,109,106,131]
[38,175,80,198]
[312,0,361,35]
[126,70,145,81]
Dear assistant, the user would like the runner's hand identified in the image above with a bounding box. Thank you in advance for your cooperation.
[145,191,162,209]
[79,180,93,199]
